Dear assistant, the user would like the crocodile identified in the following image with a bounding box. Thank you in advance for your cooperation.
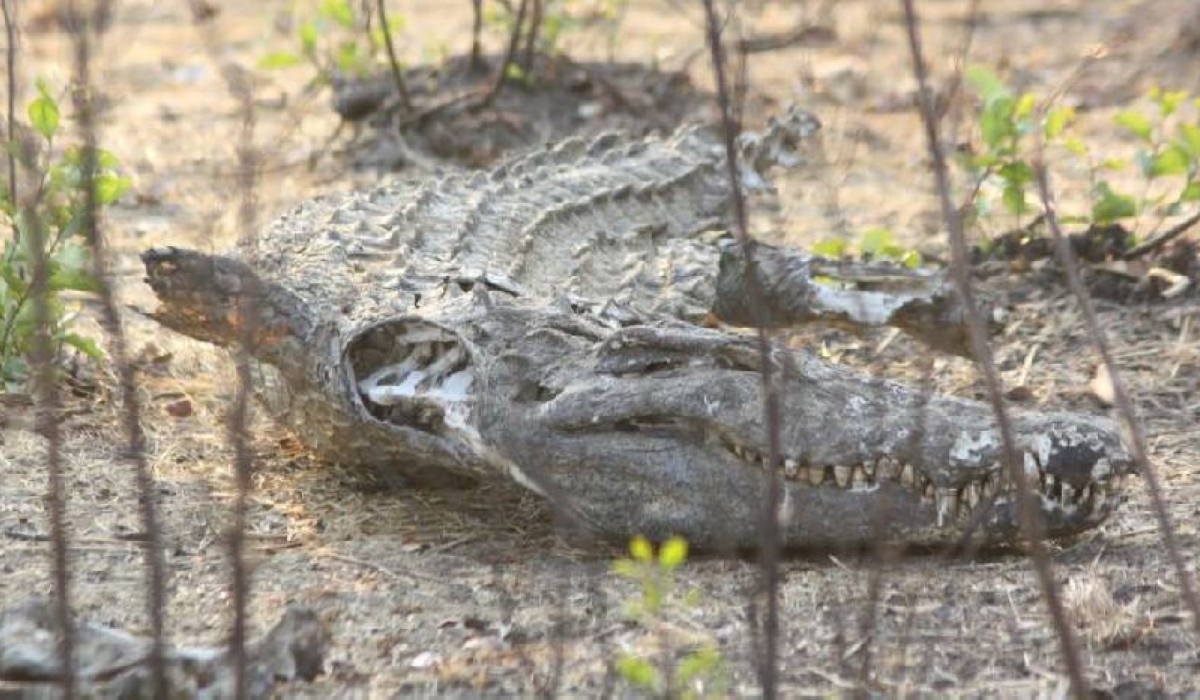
[142,107,1132,549]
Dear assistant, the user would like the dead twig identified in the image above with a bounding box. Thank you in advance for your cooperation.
[375,0,412,112]
[899,2,1089,698]
[520,0,542,74]
[470,0,484,71]
[25,175,76,700]
[2,0,15,213]
[1034,161,1200,645]
[480,0,529,108]
[1121,209,1200,260]
[65,2,169,697]
[699,0,784,696]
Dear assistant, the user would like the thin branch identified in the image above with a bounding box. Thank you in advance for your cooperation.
[66,3,169,697]
[375,0,411,112]
[1120,209,1200,260]
[1034,161,1200,644]
[520,0,542,73]
[699,1,783,697]
[470,0,484,70]
[2,0,15,214]
[898,2,1089,699]
[480,0,529,108]
[26,196,76,700]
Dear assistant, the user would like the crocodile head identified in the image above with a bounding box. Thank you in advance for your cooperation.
[141,245,1128,550]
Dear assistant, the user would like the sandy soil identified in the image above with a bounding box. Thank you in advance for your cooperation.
[2,0,1199,696]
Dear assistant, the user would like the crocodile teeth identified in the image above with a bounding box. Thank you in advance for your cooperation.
[935,488,956,527]
[784,459,800,479]
[1061,482,1075,504]
[833,465,852,488]
[900,464,916,487]
[963,482,981,510]
[851,466,870,489]
[809,467,825,487]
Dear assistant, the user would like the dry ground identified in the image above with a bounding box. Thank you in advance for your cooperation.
[2,0,1199,696]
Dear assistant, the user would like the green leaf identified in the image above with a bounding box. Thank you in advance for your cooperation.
[611,559,640,579]
[980,97,1016,152]
[49,244,96,293]
[675,645,721,686]
[94,173,132,205]
[1177,123,1200,158]
[1063,138,1088,155]
[1114,110,1153,143]
[1014,93,1037,120]
[60,332,103,360]
[319,0,355,28]
[1091,182,1138,223]
[28,95,59,140]
[1043,106,1075,139]
[504,62,528,83]
[1001,182,1027,215]
[859,228,896,256]
[811,238,848,259]
[998,161,1034,186]
[1180,181,1200,202]
[258,51,304,69]
[1099,158,1127,171]
[629,535,653,562]
[1156,89,1189,116]
[299,20,319,57]
[965,65,1009,103]
[658,536,688,570]
[616,656,661,690]
[902,250,922,268]
[1147,145,1190,178]
[335,40,373,75]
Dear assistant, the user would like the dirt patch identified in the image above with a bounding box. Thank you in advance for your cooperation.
[2,0,1200,696]
[336,53,711,169]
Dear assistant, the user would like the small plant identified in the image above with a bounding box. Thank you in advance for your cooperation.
[811,227,923,268]
[258,0,407,86]
[483,0,630,82]
[959,66,1200,239]
[1,79,125,390]
[611,535,727,699]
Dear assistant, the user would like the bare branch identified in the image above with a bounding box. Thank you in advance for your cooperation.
[2,0,15,214]
[376,0,412,112]
[66,2,169,697]
[1034,162,1200,644]
[898,1,1088,697]
[699,0,783,696]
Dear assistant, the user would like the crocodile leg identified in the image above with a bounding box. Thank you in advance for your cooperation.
[711,240,992,357]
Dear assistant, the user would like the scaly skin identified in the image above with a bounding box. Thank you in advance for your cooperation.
[141,110,1132,549]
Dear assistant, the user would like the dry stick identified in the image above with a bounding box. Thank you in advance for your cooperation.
[375,0,411,112]
[65,4,169,697]
[699,1,784,697]
[1034,163,1200,643]
[184,3,259,695]
[226,89,258,700]
[898,2,1089,698]
[480,0,529,108]
[2,0,15,213]
[25,183,76,700]
[520,0,542,73]
[1120,209,1200,260]
[470,0,484,70]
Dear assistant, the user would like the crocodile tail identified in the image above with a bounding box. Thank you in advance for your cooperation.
[737,105,822,190]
